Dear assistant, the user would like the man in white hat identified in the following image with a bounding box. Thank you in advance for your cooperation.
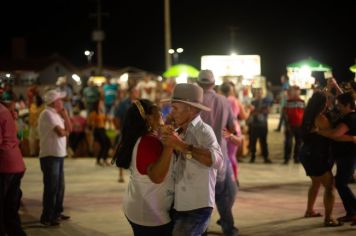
[198,69,239,236]
[37,89,72,226]
[161,83,223,235]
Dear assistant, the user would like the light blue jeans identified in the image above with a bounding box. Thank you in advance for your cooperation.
[172,207,212,236]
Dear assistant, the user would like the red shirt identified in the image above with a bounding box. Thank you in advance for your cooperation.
[284,98,305,127]
[0,103,26,173]
[136,135,162,175]
[70,115,87,133]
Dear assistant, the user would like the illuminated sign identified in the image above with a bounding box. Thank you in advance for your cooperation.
[201,55,261,80]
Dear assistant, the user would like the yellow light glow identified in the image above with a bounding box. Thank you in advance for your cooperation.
[89,76,106,86]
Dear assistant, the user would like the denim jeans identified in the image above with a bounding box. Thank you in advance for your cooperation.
[284,126,302,162]
[249,126,269,161]
[40,157,65,222]
[172,207,212,236]
[335,156,356,216]
[215,160,239,236]
[0,173,26,236]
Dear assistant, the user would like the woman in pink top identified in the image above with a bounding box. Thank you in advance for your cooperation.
[220,82,250,181]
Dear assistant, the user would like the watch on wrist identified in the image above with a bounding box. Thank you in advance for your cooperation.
[185,144,193,159]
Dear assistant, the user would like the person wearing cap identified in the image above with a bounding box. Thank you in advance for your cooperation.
[160,83,223,235]
[197,70,239,236]
[37,89,72,226]
[0,86,27,235]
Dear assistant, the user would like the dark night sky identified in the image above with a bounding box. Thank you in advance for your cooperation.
[1,0,355,84]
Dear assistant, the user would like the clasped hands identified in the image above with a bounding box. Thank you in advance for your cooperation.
[159,125,185,152]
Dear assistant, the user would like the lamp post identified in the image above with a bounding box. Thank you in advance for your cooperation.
[168,48,183,65]
[164,0,172,70]
[84,50,94,65]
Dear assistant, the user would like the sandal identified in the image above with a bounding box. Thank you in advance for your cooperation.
[304,211,322,218]
[324,218,343,227]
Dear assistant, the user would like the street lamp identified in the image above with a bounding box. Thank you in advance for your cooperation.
[168,48,184,64]
[84,50,94,65]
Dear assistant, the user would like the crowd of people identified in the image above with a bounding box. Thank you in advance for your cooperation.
[0,69,355,235]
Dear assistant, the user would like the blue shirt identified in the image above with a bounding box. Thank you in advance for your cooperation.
[103,83,118,105]
[114,97,132,124]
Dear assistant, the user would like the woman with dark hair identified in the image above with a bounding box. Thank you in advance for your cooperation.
[114,99,174,236]
[299,91,342,227]
[317,92,356,225]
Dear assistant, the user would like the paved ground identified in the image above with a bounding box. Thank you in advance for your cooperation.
[20,115,356,235]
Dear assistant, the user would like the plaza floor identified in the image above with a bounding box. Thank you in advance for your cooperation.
[20,115,356,235]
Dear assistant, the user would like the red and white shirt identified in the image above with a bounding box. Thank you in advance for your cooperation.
[123,134,174,226]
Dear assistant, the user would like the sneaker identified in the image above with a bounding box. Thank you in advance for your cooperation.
[41,220,60,227]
